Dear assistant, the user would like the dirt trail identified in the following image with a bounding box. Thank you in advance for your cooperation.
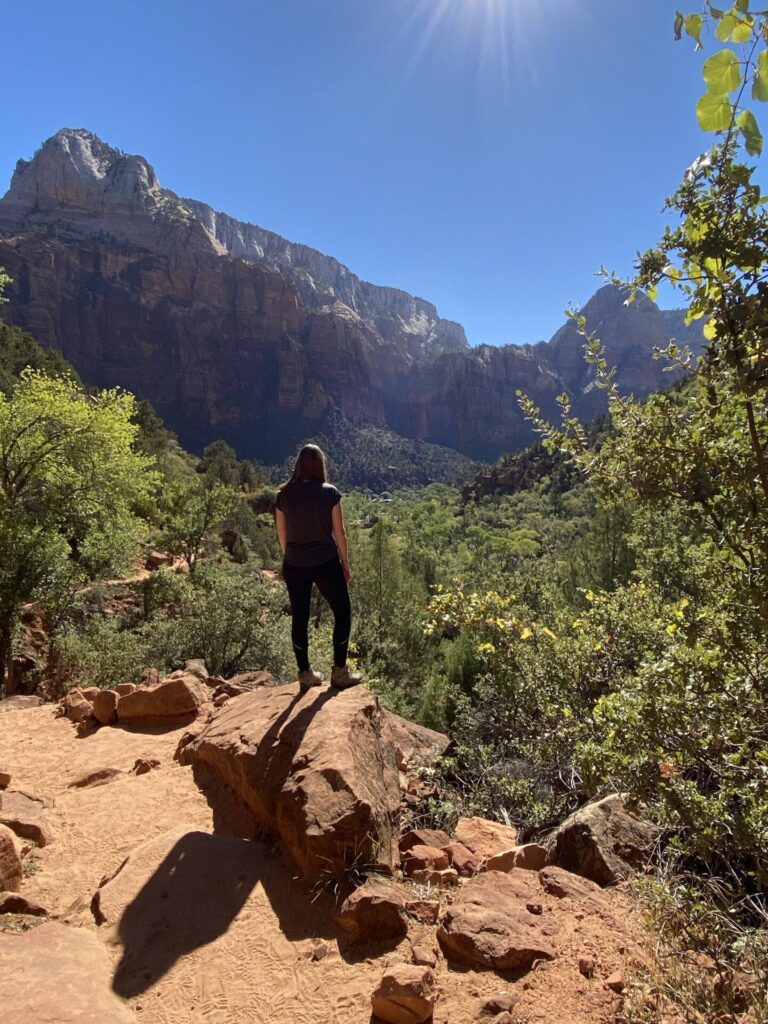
[0,705,642,1024]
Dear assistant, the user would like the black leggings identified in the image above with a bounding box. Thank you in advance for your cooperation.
[282,557,351,672]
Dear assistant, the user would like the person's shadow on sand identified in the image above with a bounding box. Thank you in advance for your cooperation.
[110,831,262,998]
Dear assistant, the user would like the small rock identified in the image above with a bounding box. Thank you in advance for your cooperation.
[402,844,449,876]
[225,670,275,690]
[539,866,605,901]
[213,693,230,707]
[62,689,94,725]
[145,551,171,570]
[410,942,437,968]
[335,877,409,943]
[486,843,547,873]
[604,971,625,993]
[526,902,543,915]
[0,790,53,846]
[310,942,329,961]
[0,892,49,916]
[92,689,119,726]
[445,840,481,876]
[0,824,23,891]
[578,956,595,978]
[371,964,435,1024]
[479,992,519,1015]
[455,816,518,859]
[132,758,161,776]
[492,1014,517,1024]
[410,867,459,887]
[0,771,11,789]
[116,682,137,696]
[437,872,555,971]
[68,767,122,789]
[399,828,451,854]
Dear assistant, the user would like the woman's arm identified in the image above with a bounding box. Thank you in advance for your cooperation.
[331,502,351,581]
[275,508,288,555]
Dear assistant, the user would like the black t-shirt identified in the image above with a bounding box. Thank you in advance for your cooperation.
[275,481,342,567]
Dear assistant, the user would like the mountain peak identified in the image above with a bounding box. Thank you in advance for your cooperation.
[1,128,161,227]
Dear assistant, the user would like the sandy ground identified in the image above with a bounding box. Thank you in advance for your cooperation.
[0,704,643,1024]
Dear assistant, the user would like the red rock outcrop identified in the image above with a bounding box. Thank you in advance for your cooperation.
[178,683,402,878]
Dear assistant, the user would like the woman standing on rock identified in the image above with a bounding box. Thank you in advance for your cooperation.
[275,444,363,692]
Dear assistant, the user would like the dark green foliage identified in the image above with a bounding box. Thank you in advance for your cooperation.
[0,319,81,395]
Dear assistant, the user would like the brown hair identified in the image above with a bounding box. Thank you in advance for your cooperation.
[279,443,328,492]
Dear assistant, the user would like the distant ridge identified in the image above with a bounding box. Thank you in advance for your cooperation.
[0,129,703,464]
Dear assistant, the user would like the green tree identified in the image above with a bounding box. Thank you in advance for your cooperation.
[0,370,158,694]
[161,480,238,577]
[519,1,768,889]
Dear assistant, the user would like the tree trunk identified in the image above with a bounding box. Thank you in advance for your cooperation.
[0,624,13,698]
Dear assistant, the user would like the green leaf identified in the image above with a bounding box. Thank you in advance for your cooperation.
[752,49,768,100]
[735,0,749,12]
[703,49,742,93]
[647,284,659,303]
[716,11,753,42]
[708,3,725,15]
[674,10,684,39]
[684,13,704,44]
[703,318,718,340]
[696,91,734,130]
[737,108,763,153]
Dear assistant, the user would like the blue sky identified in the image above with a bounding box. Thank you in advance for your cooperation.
[0,1,721,345]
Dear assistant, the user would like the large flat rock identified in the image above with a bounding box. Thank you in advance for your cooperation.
[437,871,555,971]
[0,921,134,1022]
[179,683,402,878]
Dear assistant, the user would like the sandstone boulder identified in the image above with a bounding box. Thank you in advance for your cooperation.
[371,964,436,1024]
[62,689,94,725]
[0,921,135,1023]
[486,843,547,873]
[179,683,401,878]
[445,841,481,876]
[117,674,210,724]
[92,688,119,725]
[539,865,606,903]
[386,712,449,772]
[0,823,23,890]
[455,816,518,859]
[399,828,451,853]
[543,794,659,886]
[335,877,410,943]
[0,790,53,846]
[116,682,137,696]
[437,872,555,971]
